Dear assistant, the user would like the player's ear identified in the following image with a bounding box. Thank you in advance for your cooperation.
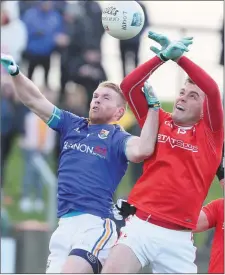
[117,107,125,120]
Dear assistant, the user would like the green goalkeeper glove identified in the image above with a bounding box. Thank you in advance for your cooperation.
[142,79,160,110]
[148,31,171,55]
[1,53,19,76]
[148,31,193,61]
[157,40,192,61]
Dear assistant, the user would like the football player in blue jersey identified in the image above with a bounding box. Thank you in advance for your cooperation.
[1,53,160,274]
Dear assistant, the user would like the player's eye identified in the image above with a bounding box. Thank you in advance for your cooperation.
[190,94,196,99]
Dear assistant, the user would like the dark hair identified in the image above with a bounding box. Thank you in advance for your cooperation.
[185,77,195,85]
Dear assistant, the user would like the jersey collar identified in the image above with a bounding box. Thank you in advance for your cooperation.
[88,119,119,126]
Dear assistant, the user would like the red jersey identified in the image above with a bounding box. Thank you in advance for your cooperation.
[202,199,224,274]
[121,56,223,230]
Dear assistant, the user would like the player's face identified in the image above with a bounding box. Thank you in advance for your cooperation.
[172,82,205,126]
[89,87,124,124]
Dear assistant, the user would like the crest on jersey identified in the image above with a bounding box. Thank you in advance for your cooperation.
[98,129,109,139]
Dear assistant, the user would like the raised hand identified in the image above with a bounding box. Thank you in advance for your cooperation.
[148,31,193,61]
[1,53,19,75]
[142,79,160,110]
[148,31,171,55]
[159,39,193,61]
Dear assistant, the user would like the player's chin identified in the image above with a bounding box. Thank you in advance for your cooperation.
[171,111,185,124]
[89,113,105,124]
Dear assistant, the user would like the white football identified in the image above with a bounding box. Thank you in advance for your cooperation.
[102,1,145,40]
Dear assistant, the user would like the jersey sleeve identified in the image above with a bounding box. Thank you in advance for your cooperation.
[112,127,132,162]
[120,56,166,127]
[47,106,82,134]
[177,56,223,132]
[202,199,220,228]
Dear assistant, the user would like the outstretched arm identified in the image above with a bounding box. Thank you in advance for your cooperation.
[120,33,193,127]
[120,56,164,125]
[1,54,54,123]
[11,72,54,122]
[177,56,223,132]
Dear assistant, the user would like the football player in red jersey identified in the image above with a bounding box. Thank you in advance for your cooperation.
[195,198,224,274]
[102,32,223,273]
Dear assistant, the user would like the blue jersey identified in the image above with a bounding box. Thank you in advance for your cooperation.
[48,108,131,218]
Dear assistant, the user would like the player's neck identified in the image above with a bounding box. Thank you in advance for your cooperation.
[174,123,193,130]
[89,119,119,126]
[173,119,200,129]
[173,120,195,129]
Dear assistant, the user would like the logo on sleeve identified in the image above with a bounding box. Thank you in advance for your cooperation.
[98,129,110,139]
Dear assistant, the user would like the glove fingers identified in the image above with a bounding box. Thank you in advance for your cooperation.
[144,81,155,97]
[150,46,160,54]
[1,57,13,66]
[148,31,166,44]
[148,31,162,39]
[180,39,193,47]
[1,58,10,65]
[183,36,193,40]
[1,54,11,61]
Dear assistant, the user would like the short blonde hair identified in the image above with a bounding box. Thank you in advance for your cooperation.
[98,81,127,109]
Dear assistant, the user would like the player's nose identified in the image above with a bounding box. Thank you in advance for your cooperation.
[180,95,187,102]
[93,99,100,105]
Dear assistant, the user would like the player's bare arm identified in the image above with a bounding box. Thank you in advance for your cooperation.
[1,53,54,122]
[126,108,159,163]
[194,210,209,232]
[125,80,160,162]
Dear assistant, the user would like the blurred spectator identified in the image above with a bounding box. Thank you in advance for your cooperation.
[80,0,105,54]
[78,1,106,104]
[59,1,106,104]
[220,21,224,66]
[22,1,64,87]
[53,0,67,16]
[76,50,107,105]
[19,0,66,18]
[19,1,38,18]
[59,2,87,100]
[61,82,89,117]
[1,74,28,191]
[1,0,28,65]
[119,1,150,77]
[18,87,57,213]
[1,80,16,190]
[1,207,12,237]
[55,82,89,163]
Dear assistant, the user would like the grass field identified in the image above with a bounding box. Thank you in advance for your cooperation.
[3,102,222,247]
